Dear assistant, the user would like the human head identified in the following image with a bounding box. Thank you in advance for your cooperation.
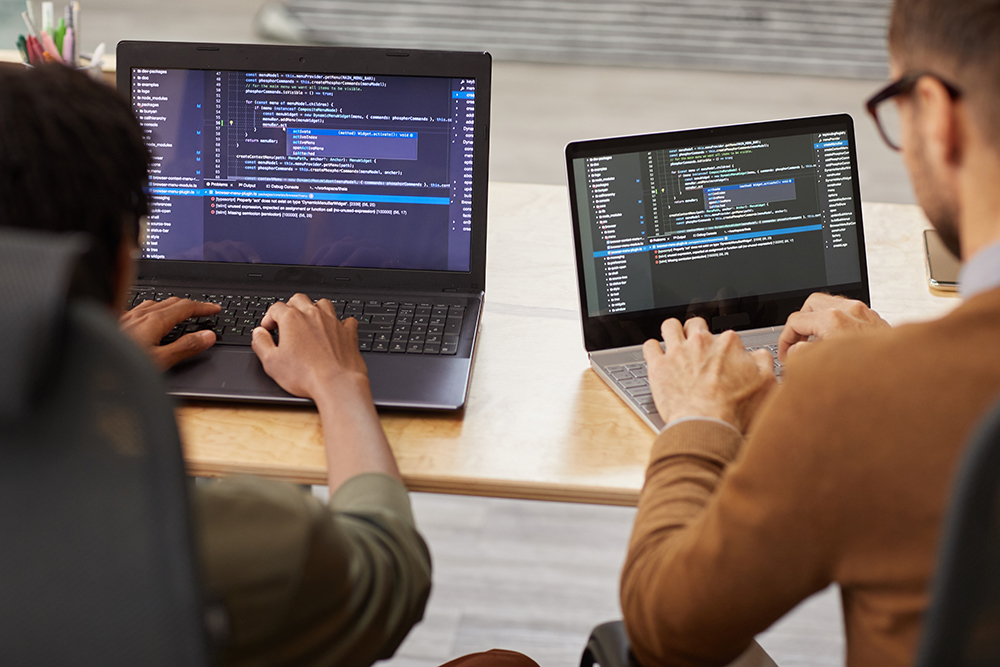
[887,0,1000,258]
[0,65,150,305]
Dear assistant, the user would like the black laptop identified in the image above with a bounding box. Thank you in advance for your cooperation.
[566,114,871,431]
[116,41,491,409]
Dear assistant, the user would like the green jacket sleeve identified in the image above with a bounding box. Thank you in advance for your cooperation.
[192,473,432,667]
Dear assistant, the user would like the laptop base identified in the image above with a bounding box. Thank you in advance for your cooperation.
[590,326,783,434]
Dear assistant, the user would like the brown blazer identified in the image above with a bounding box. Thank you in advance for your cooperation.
[622,287,1000,667]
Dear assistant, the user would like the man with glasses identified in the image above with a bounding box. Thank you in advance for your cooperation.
[620,1,1000,666]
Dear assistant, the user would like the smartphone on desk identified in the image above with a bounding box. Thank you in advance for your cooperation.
[924,229,960,291]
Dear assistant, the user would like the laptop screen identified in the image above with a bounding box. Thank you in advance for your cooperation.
[131,67,476,272]
[567,115,870,348]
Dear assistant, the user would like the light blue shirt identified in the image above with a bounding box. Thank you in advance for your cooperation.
[959,239,1000,300]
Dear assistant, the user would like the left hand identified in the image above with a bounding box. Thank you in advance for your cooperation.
[643,317,777,432]
[119,297,221,370]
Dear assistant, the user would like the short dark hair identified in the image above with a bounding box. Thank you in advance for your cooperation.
[889,0,1000,144]
[0,65,150,304]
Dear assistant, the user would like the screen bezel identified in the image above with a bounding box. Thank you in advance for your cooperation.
[565,114,871,352]
[117,41,491,293]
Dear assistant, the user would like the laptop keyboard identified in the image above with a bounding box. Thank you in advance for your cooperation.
[604,345,784,418]
[126,290,464,355]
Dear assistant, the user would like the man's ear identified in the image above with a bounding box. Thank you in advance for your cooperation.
[914,76,966,169]
[110,236,137,312]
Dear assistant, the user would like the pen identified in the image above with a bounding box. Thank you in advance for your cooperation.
[54,17,64,53]
[26,34,44,65]
[16,35,28,63]
[25,1,35,28]
[71,2,79,66]
[40,1,52,33]
[21,10,37,38]
[61,27,73,64]
[39,29,63,63]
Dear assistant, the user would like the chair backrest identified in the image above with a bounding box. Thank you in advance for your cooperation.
[0,228,213,666]
[915,396,1000,667]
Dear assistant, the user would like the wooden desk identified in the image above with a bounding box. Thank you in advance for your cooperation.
[178,183,959,505]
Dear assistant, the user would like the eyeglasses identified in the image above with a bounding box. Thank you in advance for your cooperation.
[865,72,962,151]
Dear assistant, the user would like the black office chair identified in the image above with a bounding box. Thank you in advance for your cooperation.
[0,228,215,665]
[914,396,1000,666]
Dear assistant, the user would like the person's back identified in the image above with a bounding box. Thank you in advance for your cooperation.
[619,1,1000,665]
[0,63,431,667]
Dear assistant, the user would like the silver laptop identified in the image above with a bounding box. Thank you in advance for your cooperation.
[566,114,871,432]
[117,41,491,410]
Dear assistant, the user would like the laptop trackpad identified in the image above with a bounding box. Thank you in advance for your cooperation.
[167,347,301,402]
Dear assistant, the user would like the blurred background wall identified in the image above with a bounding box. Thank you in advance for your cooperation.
[256,0,892,79]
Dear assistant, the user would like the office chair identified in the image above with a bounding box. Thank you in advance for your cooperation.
[580,620,776,667]
[914,396,1000,666]
[0,228,215,665]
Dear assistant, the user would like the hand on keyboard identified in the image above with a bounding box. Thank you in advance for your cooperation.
[119,297,221,370]
[251,293,368,401]
[644,317,777,433]
[778,293,890,362]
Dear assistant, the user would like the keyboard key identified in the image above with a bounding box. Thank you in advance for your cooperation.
[605,365,626,373]
[610,370,633,381]
[626,385,653,397]
[389,342,407,353]
[445,317,463,334]
[406,342,424,354]
[423,344,441,354]
[440,342,458,355]
[372,341,389,353]
[619,378,648,389]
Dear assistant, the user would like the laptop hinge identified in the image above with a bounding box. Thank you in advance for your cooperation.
[442,288,459,292]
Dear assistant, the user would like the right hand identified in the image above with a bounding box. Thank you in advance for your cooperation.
[251,293,368,401]
[778,293,890,362]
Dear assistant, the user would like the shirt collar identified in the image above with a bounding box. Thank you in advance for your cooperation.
[959,239,1000,300]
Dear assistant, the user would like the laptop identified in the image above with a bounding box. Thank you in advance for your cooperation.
[115,41,491,410]
[566,114,871,432]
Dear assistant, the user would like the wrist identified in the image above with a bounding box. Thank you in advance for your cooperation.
[663,402,740,430]
[310,371,373,412]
